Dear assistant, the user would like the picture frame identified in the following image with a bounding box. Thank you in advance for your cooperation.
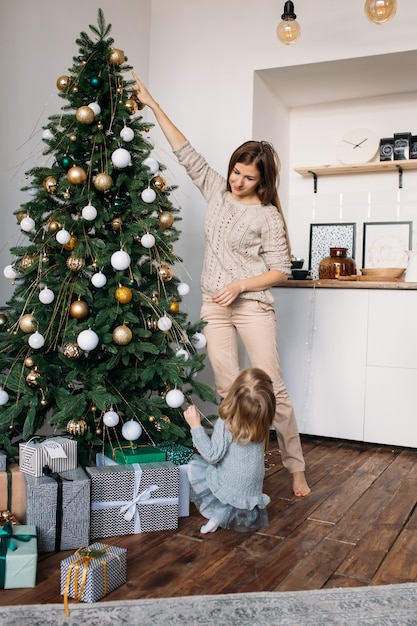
[362,221,412,268]
[309,223,356,279]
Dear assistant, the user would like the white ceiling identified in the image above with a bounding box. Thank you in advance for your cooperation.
[257,49,417,108]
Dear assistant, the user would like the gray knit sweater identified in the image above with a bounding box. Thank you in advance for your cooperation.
[190,418,270,510]
[173,141,291,305]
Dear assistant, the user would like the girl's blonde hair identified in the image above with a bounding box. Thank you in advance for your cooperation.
[218,368,275,445]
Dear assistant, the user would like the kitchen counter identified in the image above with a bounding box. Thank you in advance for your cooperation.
[276,279,417,290]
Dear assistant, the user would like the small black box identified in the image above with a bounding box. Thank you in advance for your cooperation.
[394,132,412,160]
[379,138,394,161]
[410,136,417,159]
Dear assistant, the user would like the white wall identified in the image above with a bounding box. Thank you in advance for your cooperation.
[2,0,417,394]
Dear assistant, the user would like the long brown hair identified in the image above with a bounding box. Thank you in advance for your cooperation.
[226,140,291,253]
[219,368,275,446]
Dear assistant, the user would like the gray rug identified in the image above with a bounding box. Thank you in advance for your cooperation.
[1,584,416,626]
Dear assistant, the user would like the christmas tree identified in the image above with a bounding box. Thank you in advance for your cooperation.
[0,9,215,465]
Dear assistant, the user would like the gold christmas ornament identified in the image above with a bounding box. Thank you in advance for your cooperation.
[72,86,79,94]
[66,256,85,271]
[41,254,49,263]
[108,48,125,66]
[111,217,123,231]
[75,105,95,124]
[16,212,26,224]
[158,211,174,229]
[24,356,35,367]
[95,427,102,435]
[69,299,89,319]
[160,414,171,423]
[152,176,167,192]
[151,292,159,305]
[93,172,113,192]
[154,420,162,432]
[62,189,71,200]
[146,318,159,332]
[148,415,155,423]
[63,234,78,251]
[63,342,82,359]
[66,419,88,436]
[157,264,173,281]
[169,300,180,314]
[69,133,77,142]
[97,121,104,131]
[20,254,36,270]
[124,98,138,116]
[43,176,58,194]
[67,165,87,185]
[19,314,37,333]
[112,324,133,345]
[26,369,40,387]
[0,313,8,328]
[115,286,133,304]
[49,220,61,233]
[56,75,70,91]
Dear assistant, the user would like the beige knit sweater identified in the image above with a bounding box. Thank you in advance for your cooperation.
[173,141,291,305]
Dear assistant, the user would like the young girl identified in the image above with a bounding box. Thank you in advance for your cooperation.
[183,368,275,534]
[132,72,310,498]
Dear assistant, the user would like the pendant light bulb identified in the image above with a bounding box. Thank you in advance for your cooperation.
[364,0,397,24]
[276,1,301,45]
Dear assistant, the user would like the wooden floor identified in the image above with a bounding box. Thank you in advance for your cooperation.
[3,434,417,606]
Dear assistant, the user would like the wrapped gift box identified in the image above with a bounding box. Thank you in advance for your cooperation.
[104,441,166,465]
[86,462,180,539]
[0,523,37,589]
[0,450,7,472]
[96,453,190,518]
[154,441,193,466]
[0,463,27,523]
[60,542,127,608]
[25,466,90,552]
[19,436,77,477]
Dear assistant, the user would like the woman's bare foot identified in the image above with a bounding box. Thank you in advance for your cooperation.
[292,471,311,497]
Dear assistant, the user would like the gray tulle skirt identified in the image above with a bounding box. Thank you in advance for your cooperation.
[187,454,269,532]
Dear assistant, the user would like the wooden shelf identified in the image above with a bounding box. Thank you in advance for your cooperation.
[294,160,417,177]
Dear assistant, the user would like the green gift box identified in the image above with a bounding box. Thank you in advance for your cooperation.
[104,442,166,465]
[0,523,37,588]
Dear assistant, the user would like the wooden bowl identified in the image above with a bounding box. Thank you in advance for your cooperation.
[360,267,405,280]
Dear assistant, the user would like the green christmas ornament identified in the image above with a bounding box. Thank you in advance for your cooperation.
[90,76,103,89]
[60,156,73,171]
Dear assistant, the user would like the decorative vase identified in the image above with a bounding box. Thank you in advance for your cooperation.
[318,247,356,279]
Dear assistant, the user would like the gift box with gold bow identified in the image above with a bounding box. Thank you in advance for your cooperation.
[86,462,180,539]
[60,543,126,615]
[0,521,37,589]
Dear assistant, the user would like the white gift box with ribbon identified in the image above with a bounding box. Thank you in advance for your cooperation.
[86,462,180,539]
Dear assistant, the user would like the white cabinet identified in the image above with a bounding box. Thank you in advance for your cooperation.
[274,286,417,447]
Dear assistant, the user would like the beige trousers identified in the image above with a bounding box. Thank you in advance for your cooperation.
[200,298,305,474]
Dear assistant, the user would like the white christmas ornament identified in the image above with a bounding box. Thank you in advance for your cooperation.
[82,203,98,221]
[28,331,45,349]
[177,282,190,296]
[121,420,142,441]
[157,315,172,332]
[141,187,156,203]
[39,287,55,304]
[77,328,99,351]
[111,250,131,271]
[20,216,35,233]
[176,348,189,361]
[165,388,185,408]
[56,228,71,245]
[88,101,101,116]
[142,157,159,174]
[28,188,38,196]
[103,409,120,427]
[120,126,135,142]
[141,233,155,249]
[42,129,54,141]
[0,389,9,405]
[91,271,107,288]
[3,265,17,279]
[111,147,131,169]
[192,332,207,349]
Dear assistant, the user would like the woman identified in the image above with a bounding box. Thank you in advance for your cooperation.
[132,72,310,497]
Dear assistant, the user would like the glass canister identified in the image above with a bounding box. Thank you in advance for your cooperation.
[318,247,356,279]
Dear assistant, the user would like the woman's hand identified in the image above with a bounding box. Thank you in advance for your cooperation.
[212,281,243,306]
[131,71,158,109]
[183,405,202,429]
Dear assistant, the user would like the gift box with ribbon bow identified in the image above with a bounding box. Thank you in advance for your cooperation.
[0,521,37,589]
[86,462,180,539]
[24,465,90,552]
[19,436,77,477]
[60,542,127,615]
